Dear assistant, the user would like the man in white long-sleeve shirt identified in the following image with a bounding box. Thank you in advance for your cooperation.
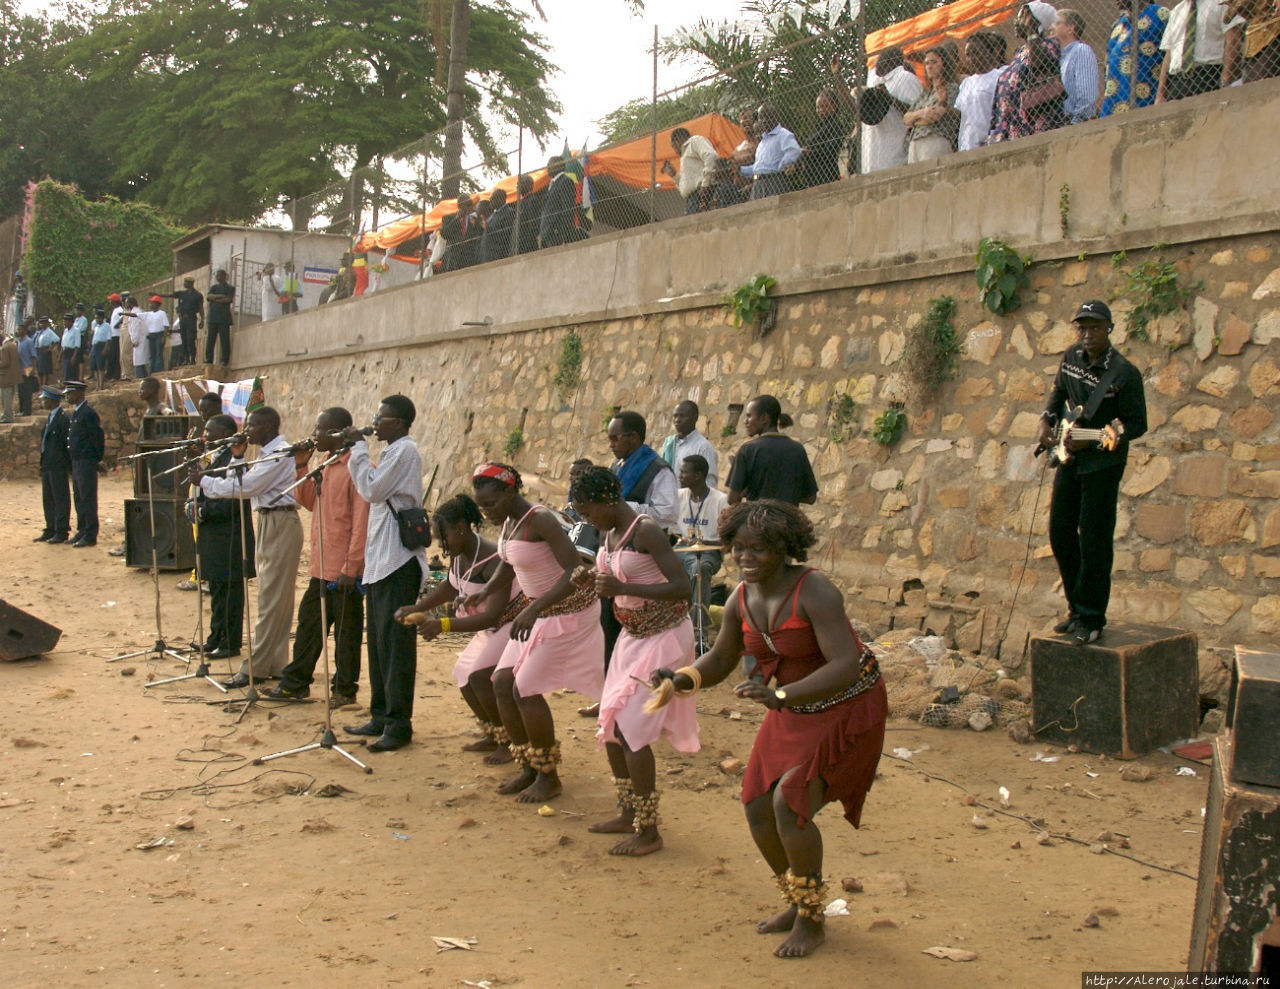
[341,394,426,752]
[197,406,304,686]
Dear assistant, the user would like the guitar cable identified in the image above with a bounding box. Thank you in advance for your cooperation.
[991,452,1052,664]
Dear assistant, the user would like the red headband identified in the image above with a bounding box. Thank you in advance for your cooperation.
[472,463,517,486]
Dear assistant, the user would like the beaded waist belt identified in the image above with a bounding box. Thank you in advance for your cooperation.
[788,650,881,715]
[497,592,530,628]
[539,582,597,619]
[614,599,688,638]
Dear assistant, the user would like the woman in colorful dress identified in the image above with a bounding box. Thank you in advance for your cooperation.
[469,463,604,803]
[396,493,524,764]
[651,499,886,959]
[987,2,1067,143]
[568,467,699,856]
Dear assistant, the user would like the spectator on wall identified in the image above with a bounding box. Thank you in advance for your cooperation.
[903,45,962,163]
[987,2,1067,143]
[956,32,1009,150]
[739,101,802,200]
[837,46,924,174]
[513,174,543,255]
[1100,0,1170,115]
[1054,9,1102,122]
[661,127,722,213]
[1156,0,1245,100]
[799,88,847,188]
[481,188,515,263]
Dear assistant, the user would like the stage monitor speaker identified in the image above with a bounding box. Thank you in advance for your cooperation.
[139,413,197,442]
[1188,734,1280,976]
[1226,647,1280,789]
[125,498,196,571]
[1030,622,1198,759]
[132,441,192,499]
[0,599,62,661]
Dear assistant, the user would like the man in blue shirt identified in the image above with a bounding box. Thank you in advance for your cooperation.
[1054,10,1101,123]
[60,312,83,384]
[739,101,802,200]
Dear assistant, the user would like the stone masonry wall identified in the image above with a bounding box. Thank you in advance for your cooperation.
[255,231,1280,698]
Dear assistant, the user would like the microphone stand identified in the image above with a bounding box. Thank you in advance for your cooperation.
[145,449,227,693]
[223,462,262,723]
[256,444,372,773]
[109,446,193,667]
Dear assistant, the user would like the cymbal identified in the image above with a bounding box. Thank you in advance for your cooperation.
[675,541,722,553]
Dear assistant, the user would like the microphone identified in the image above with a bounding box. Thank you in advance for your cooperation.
[329,425,375,439]
[286,438,316,454]
[207,432,248,450]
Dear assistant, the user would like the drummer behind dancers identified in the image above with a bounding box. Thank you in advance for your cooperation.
[675,454,728,650]
[469,462,605,803]
[190,414,256,658]
[268,407,369,706]
[395,493,526,765]
[195,405,304,687]
[569,467,699,857]
[651,499,886,959]
[340,395,427,753]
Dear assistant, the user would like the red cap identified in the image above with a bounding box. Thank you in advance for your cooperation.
[148,295,163,303]
[108,293,121,302]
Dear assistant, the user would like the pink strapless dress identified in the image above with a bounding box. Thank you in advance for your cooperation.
[494,522,604,700]
[594,546,699,753]
[449,553,523,688]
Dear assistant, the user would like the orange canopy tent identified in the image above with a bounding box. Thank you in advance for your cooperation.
[354,112,745,257]
[867,0,1020,57]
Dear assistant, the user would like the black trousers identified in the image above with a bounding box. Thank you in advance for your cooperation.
[1048,462,1125,631]
[40,467,70,537]
[600,597,620,672]
[18,376,35,415]
[1166,64,1221,101]
[208,579,245,651]
[205,321,231,365]
[106,337,121,379]
[278,577,364,696]
[70,459,98,541]
[177,315,197,364]
[365,559,421,738]
[61,348,81,383]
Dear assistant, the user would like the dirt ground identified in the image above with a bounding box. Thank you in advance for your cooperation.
[1,474,1213,988]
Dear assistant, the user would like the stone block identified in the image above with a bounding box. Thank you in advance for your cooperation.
[1117,581,1182,624]
[1253,554,1280,579]
[1008,323,1034,360]
[1135,502,1185,543]
[1007,411,1041,439]
[1217,313,1251,356]
[1002,367,1044,403]
[1221,555,1247,580]
[1230,404,1273,438]
[1263,509,1280,550]
[1252,266,1280,300]
[936,486,969,509]
[1221,280,1250,298]
[1193,297,1219,360]
[1176,557,1210,582]
[870,468,902,491]
[1060,261,1089,286]
[1038,320,1076,354]
[1186,587,1242,626]
[1172,454,1227,497]
[1252,309,1280,346]
[1139,548,1173,572]
[1189,500,1255,546]
[1121,455,1170,497]
[963,322,1002,364]
[1247,358,1280,397]
[1209,250,1235,266]
[1170,403,1223,432]
[1251,595,1280,634]
[1152,359,1189,398]
[1195,365,1239,398]
[1227,468,1280,499]
[953,377,994,403]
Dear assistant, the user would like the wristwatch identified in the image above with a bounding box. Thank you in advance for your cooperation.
[773,688,787,707]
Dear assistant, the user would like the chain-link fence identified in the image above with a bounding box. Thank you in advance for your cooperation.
[256,0,1266,297]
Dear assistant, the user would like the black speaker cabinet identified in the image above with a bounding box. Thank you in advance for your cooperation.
[133,441,192,499]
[0,599,62,661]
[139,413,197,442]
[125,498,196,571]
[1188,735,1280,975]
[1030,622,1198,759]
[1226,647,1280,789]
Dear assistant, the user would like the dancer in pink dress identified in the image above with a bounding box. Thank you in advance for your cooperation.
[469,463,605,803]
[395,494,524,764]
[569,467,698,856]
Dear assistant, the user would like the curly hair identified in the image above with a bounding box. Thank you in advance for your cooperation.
[718,499,816,562]
[568,465,621,505]
[435,493,483,531]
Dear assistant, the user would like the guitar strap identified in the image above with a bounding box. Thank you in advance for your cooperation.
[1080,352,1126,424]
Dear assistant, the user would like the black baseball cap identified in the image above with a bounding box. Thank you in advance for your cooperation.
[1072,300,1112,324]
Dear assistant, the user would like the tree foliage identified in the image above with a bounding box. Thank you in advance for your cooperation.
[25,179,184,316]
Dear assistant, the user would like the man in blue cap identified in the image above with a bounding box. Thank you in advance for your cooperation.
[63,380,104,548]
[35,385,71,543]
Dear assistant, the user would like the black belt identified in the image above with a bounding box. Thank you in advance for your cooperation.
[256,505,298,514]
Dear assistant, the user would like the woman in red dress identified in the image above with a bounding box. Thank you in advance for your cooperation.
[652,499,886,959]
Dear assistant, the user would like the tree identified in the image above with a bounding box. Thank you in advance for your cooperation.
[63,0,559,224]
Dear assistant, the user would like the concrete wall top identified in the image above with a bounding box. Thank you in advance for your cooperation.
[229,79,1280,373]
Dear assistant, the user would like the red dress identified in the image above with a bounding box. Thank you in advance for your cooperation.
[739,569,887,829]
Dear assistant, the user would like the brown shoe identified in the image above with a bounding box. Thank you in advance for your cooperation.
[329,692,356,709]
[577,702,600,718]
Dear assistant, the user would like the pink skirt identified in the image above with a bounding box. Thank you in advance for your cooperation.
[597,617,699,753]
[495,599,605,701]
[452,622,515,687]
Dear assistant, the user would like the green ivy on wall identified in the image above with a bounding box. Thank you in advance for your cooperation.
[24,180,185,314]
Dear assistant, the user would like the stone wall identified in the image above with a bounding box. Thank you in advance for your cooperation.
[0,386,156,480]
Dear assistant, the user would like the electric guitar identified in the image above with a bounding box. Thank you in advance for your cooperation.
[1037,402,1124,467]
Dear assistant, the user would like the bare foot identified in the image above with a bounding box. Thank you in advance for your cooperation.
[461,737,498,752]
[515,770,562,804]
[588,811,634,834]
[609,827,663,856]
[483,743,514,765]
[756,905,797,934]
[774,915,825,958]
[497,766,537,795]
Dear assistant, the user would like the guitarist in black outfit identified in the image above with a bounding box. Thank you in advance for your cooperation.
[1037,301,1147,645]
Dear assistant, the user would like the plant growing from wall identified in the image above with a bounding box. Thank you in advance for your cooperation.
[552,329,582,403]
[1058,183,1071,239]
[1110,248,1201,342]
[721,274,778,337]
[24,180,185,315]
[903,295,959,403]
[974,238,1030,316]
[872,406,907,447]
[503,426,524,460]
[828,393,858,443]
[720,422,738,438]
